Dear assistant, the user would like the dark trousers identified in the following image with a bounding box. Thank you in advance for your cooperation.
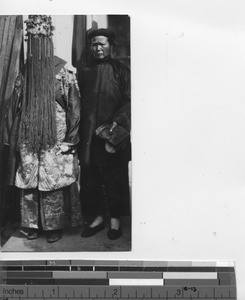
[80,163,130,219]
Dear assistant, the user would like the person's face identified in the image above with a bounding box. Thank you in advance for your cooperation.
[91,36,111,60]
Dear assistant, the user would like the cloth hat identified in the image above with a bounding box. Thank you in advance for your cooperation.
[87,28,116,43]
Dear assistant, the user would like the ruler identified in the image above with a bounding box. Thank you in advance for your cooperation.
[0,260,236,300]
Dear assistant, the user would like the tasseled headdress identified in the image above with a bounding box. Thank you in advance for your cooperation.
[18,15,57,153]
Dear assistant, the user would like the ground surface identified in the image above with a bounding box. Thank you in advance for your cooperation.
[1,217,131,252]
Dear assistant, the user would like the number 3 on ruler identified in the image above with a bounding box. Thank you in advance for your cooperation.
[176,289,181,296]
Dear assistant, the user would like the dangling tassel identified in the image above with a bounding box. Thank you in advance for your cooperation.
[39,37,41,60]
[44,37,46,57]
[29,37,32,57]
[18,35,57,153]
[18,15,57,153]
[47,37,50,58]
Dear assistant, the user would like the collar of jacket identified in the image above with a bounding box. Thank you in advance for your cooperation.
[92,55,112,65]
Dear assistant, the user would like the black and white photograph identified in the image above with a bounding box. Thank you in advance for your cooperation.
[0,14,131,251]
[2,0,245,298]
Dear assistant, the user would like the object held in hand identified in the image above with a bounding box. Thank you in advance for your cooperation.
[95,122,130,153]
[95,122,117,140]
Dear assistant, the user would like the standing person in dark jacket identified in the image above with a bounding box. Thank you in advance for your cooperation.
[77,28,131,240]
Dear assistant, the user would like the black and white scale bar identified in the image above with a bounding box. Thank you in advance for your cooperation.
[0,285,237,299]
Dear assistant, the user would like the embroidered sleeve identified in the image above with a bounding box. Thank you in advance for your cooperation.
[56,67,79,100]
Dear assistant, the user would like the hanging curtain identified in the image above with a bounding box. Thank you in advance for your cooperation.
[0,15,24,228]
[71,15,87,68]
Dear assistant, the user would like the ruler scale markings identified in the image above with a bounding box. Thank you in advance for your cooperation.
[28,286,43,298]
[151,286,167,298]
[0,284,237,298]
[0,260,236,300]
[215,286,236,298]
[138,287,151,298]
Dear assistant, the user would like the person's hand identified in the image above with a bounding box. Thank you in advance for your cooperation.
[105,142,116,153]
[56,144,75,155]
[95,122,118,140]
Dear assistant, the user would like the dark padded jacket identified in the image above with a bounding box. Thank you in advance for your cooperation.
[77,56,131,167]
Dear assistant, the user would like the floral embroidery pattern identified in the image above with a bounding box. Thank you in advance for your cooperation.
[25,15,55,38]
[15,101,79,191]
